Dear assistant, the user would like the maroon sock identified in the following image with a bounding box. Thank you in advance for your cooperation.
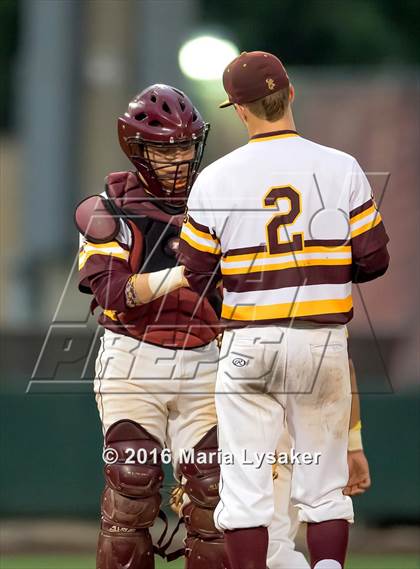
[307,519,349,568]
[224,526,268,569]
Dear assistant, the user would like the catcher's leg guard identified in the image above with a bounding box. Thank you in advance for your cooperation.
[97,420,164,569]
[180,426,231,569]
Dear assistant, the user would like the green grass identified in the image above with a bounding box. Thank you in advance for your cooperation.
[1,555,420,569]
[347,556,420,569]
[0,558,91,569]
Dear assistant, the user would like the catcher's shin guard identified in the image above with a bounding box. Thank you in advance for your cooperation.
[180,426,231,569]
[97,420,164,569]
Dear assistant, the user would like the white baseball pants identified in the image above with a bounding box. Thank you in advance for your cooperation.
[214,324,354,531]
[94,329,219,471]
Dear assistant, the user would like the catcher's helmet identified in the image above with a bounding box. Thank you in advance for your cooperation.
[118,84,209,211]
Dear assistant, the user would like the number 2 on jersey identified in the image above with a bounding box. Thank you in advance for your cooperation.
[263,185,304,255]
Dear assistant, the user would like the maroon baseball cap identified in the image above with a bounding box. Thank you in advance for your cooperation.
[219,51,290,108]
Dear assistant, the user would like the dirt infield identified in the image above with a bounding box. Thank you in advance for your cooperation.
[1,519,419,557]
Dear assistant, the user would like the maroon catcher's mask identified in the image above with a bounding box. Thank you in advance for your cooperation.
[118,84,209,212]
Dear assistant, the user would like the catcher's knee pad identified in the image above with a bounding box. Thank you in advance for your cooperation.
[97,420,164,569]
[181,425,220,509]
[104,419,164,502]
[180,426,230,568]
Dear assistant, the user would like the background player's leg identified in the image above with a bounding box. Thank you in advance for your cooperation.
[268,428,310,569]
[214,328,286,569]
[286,326,353,569]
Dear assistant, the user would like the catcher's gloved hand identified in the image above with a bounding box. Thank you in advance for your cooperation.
[169,482,185,515]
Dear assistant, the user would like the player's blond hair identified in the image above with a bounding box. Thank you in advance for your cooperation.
[245,86,290,122]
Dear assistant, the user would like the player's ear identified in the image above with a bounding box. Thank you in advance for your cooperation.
[235,104,248,124]
[289,84,295,103]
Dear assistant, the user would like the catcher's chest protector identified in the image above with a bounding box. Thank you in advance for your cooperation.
[103,172,221,348]
[128,214,181,274]
[105,171,184,274]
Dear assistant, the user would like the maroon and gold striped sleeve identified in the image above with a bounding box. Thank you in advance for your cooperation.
[78,239,133,312]
[350,199,388,255]
[179,214,222,295]
[349,162,390,282]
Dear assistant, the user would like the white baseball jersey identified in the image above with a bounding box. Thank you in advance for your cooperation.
[180,130,388,326]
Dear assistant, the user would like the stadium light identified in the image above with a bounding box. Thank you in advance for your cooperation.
[178,36,239,81]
